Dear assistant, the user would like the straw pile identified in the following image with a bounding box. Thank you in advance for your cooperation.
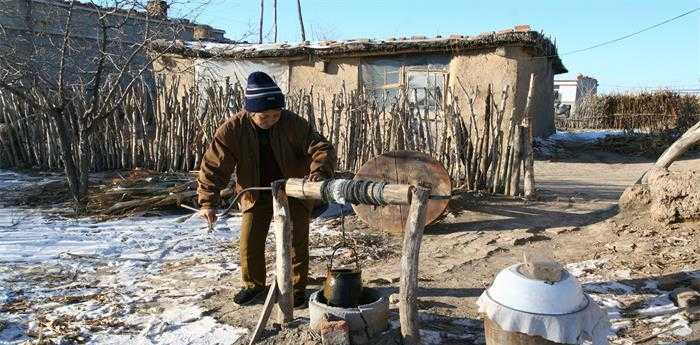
[557,90,699,132]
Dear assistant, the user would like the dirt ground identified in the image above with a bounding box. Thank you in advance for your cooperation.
[1,142,697,344]
[203,148,700,345]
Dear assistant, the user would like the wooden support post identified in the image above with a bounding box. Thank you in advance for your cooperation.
[522,73,536,199]
[508,125,523,197]
[248,279,279,345]
[271,180,293,324]
[399,185,431,345]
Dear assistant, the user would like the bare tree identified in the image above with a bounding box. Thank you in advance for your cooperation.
[0,0,196,209]
[310,23,338,41]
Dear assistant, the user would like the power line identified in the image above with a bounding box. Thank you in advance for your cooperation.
[563,7,700,56]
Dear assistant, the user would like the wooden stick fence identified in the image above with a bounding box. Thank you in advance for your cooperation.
[0,78,534,196]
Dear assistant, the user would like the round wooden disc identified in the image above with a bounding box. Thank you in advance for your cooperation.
[352,150,451,234]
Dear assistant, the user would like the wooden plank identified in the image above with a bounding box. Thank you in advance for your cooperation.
[248,279,279,345]
[353,151,451,234]
[399,185,431,345]
[271,180,294,323]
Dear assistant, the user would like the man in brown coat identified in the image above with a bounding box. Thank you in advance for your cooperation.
[197,72,335,306]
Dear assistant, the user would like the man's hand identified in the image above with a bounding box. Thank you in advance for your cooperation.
[198,208,217,231]
[307,172,328,182]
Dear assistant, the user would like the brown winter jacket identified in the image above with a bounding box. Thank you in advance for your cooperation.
[197,109,336,212]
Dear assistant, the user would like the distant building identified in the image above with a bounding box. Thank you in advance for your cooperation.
[0,0,228,85]
[554,75,598,114]
[152,26,568,137]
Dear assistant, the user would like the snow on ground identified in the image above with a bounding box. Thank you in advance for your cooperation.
[549,130,627,143]
[566,259,697,344]
[0,170,248,344]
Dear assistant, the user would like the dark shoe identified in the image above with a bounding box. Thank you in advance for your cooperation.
[293,290,307,308]
[233,286,265,305]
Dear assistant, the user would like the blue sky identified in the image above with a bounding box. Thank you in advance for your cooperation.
[174,0,700,93]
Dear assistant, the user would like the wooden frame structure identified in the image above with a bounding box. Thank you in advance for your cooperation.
[249,178,432,345]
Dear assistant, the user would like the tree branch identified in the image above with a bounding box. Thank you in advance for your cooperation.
[57,0,76,102]
[85,15,109,120]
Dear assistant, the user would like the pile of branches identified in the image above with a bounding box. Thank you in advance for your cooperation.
[87,170,198,216]
[86,170,236,217]
[557,90,699,132]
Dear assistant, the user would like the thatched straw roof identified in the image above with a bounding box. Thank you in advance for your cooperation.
[151,26,567,74]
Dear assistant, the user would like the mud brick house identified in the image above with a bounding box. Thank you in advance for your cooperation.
[151,25,566,136]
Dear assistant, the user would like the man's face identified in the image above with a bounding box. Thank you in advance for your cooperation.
[251,109,282,129]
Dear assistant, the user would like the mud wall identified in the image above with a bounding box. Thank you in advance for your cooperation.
[513,47,556,137]
[288,58,360,95]
[448,48,519,134]
[153,55,196,94]
[154,46,557,137]
[448,46,556,137]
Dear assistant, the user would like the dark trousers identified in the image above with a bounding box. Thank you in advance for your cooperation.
[239,193,310,293]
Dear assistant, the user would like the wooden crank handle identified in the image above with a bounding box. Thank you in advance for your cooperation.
[284,178,413,205]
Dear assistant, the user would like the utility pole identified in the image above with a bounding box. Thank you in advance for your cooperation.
[273,0,277,42]
[259,0,264,44]
[296,0,306,41]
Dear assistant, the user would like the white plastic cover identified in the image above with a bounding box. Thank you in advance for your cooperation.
[194,58,290,93]
[478,292,610,344]
[477,264,610,345]
[488,264,587,315]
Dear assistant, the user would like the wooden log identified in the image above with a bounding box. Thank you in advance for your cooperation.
[637,120,700,183]
[484,319,564,345]
[522,122,535,199]
[661,122,700,163]
[508,126,523,197]
[399,185,431,345]
[106,189,197,214]
[478,85,492,189]
[522,74,536,199]
[271,180,293,324]
[248,278,279,345]
[498,110,517,194]
[284,178,413,205]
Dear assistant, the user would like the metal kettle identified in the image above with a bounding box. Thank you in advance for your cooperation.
[322,243,362,308]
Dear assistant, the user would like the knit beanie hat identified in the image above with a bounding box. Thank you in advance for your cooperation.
[244,71,285,112]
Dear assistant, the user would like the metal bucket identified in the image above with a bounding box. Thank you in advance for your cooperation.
[323,244,362,308]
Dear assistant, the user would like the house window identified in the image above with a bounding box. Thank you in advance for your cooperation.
[406,67,448,112]
[361,58,402,101]
[361,55,449,108]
